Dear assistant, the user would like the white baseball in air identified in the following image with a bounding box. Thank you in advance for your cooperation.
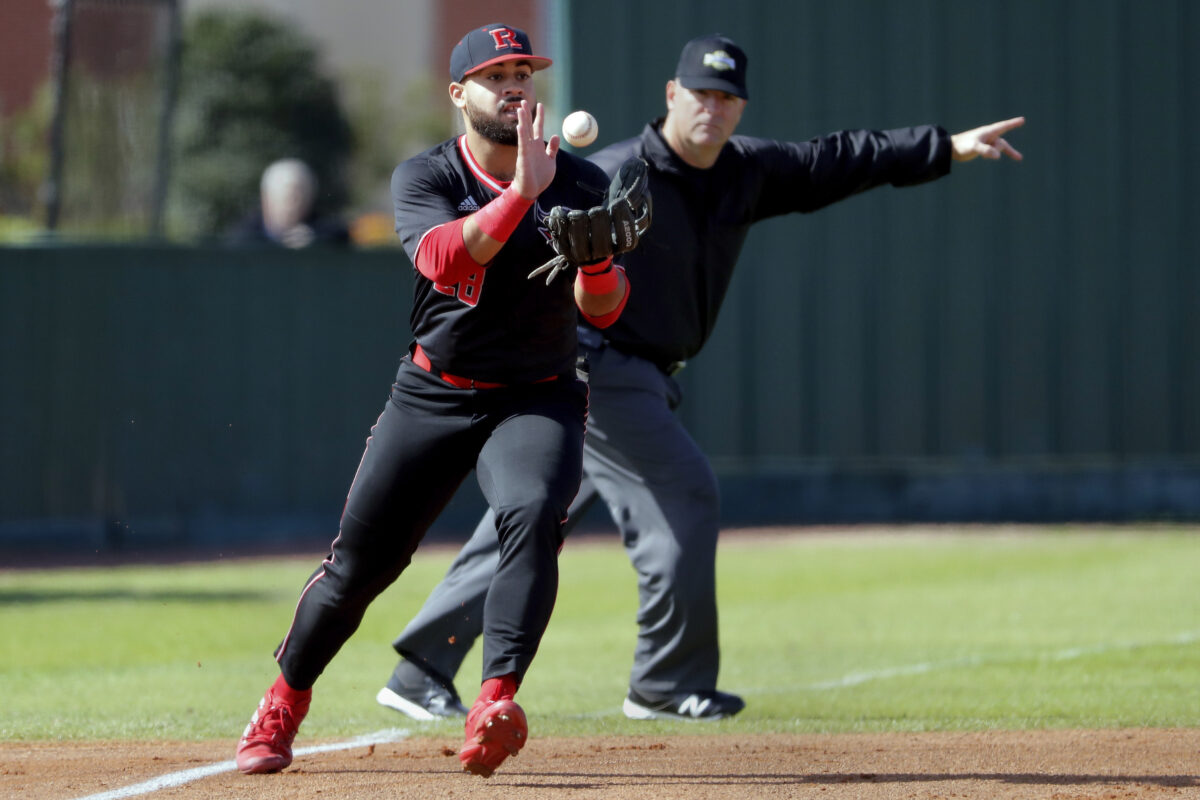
[562,110,598,147]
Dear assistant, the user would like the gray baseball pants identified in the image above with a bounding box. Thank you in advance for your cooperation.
[390,335,722,697]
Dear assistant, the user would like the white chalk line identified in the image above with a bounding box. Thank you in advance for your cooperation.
[572,628,1200,718]
[800,629,1200,691]
[69,727,410,800]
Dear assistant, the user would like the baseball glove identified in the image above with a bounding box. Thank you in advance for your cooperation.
[606,156,652,255]
[528,157,652,284]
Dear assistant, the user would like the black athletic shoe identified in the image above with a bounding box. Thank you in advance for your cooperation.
[375,660,468,720]
[622,688,745,721]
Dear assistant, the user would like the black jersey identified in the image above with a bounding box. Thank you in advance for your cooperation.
[393,135,610,384]
[589,121,951,370]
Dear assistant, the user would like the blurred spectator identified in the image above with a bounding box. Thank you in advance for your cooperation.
[226,158,349,248]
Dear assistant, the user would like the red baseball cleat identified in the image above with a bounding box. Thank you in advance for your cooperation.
[236,678,311,774]
[459,698,527,778]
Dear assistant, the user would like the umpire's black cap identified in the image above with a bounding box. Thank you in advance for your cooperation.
[674,34,749,100]
[450,23,553,83]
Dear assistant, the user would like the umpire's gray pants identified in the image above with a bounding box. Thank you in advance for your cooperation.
[391,338,722,697]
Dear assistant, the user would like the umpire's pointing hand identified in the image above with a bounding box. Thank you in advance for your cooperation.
[513,101,560,199]
[951,116,1025,162]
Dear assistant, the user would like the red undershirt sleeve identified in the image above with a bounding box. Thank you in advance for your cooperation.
[577,265,629,329]
[413,217,481,285]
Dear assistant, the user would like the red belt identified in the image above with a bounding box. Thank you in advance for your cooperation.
[412,344,556,389]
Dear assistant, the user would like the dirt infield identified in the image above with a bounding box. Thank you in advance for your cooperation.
[5,729,1198,800]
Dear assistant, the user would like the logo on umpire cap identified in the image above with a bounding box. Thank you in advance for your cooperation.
[702,50,737,72]
[675,34,748,99]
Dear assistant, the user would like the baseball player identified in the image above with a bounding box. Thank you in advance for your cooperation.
[235,23,646,778]
[375,34,1024,723]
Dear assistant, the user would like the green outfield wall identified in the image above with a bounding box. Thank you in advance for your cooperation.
[1,239,1196,557]
[0,247,415,554]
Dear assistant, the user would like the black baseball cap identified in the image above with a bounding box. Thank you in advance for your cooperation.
[450,23,552,83]
[674,34,749,99]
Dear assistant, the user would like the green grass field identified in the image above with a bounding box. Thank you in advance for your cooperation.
[1,526,1197,742]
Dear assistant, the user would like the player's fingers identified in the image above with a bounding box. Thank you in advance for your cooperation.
[530,102,544,142]
[545,134,560,158]
[515,100,532,141]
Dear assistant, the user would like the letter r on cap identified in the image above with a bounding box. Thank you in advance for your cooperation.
[489,27,522,50]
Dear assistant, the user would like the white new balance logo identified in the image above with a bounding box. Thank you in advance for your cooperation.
[676,694,712,717]
[457,195,480,211]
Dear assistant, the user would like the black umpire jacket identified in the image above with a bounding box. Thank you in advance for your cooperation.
[588,119,952,371]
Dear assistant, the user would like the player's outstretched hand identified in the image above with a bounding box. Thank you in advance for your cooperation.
[512,100,560,200]
[951,116,1025,162]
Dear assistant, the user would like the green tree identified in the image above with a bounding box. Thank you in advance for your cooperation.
[168,9,354,239]
[0,84,53,238]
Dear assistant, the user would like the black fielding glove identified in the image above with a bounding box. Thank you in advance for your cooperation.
[549,205,614,266]
[528,157,653,284]
[606,157,652,255]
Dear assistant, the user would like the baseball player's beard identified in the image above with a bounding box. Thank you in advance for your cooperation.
[465,100,519,146]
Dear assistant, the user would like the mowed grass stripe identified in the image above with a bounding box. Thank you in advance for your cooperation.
[1,526,1197,739]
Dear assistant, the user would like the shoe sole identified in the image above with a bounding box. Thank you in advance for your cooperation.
[236,750,292,774]
[622,696,732,721]
[460,699,526,778]
[375,686,438,721]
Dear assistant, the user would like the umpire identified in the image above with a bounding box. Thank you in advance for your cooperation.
[377,33,1025,721]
